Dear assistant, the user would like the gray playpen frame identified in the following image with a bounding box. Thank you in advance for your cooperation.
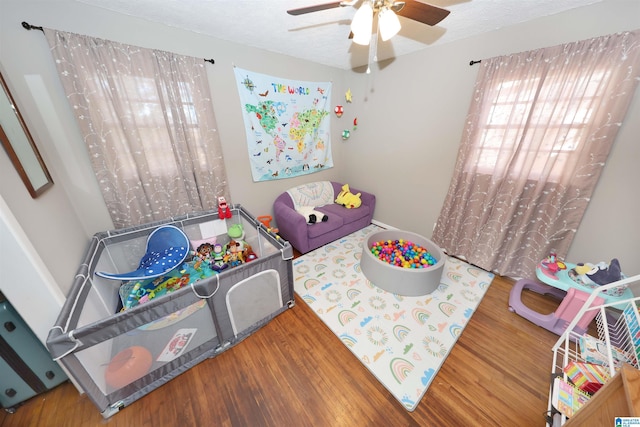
[46,206,294,417]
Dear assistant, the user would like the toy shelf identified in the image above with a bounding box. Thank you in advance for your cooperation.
[547,273,640,426]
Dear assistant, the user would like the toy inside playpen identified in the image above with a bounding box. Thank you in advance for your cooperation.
[257,215,278,233]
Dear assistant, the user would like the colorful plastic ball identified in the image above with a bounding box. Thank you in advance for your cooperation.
[105,346,153,389]
[369,239,436,269]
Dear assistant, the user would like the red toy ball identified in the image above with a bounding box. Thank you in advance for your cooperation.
[105,346,153,389]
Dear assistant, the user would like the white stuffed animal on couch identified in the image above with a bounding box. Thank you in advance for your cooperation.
[296,206,328,225]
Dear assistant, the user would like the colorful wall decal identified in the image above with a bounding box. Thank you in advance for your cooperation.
[234,67,333,182]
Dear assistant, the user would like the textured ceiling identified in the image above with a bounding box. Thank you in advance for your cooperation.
[76,0,602,70]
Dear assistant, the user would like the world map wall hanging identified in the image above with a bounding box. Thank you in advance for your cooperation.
[234,67,333,182]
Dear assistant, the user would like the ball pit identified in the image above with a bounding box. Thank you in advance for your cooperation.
[361,230,445,296]
[369,239,437,269]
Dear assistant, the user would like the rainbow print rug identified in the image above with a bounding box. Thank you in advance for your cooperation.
[293,224,494,411]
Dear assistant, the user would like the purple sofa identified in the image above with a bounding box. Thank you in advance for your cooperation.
[273,181,376,254]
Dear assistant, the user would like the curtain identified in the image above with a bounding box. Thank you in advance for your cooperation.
[44,29,229,228]
[432,30,640,278]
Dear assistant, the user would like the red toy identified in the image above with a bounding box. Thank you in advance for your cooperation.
[105,346,153,389]
[218,196,232,219]
[540,252,567,276]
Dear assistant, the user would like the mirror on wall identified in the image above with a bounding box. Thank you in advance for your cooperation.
[0,71,53,198]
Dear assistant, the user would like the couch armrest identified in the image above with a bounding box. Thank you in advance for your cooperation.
[356,188,376,211]
[273,199,311,253]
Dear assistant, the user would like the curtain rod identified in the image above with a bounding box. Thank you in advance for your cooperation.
[21,21,215,65]
[22,21,44,33]
[469,60,481,66]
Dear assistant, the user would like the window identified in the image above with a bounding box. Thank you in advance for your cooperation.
[46,29,228,227]
[470,68,610,181]
[92,75,207,179]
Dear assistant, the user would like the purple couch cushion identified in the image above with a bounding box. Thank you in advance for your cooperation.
[318,203,372,225]
[304,212,344,239]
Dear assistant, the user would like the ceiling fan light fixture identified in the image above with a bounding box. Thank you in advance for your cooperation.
[353,30,372,46]
[350,1,373,45]
[378,7,401,41]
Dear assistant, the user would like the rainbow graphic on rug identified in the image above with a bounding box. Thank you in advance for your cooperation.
[338,309,358,326]
[390,357,414,384]
[393,324,410,342]
[412,308,431,324]
[293,224,494,411]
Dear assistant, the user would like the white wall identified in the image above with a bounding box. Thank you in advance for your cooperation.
[0,195,65,344]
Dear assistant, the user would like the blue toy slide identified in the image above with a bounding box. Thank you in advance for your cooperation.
[96,225,190,281]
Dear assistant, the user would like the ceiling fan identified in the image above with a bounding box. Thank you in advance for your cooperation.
[287,1,450,45]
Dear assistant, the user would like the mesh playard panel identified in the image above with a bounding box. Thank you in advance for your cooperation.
[47,206,294,418]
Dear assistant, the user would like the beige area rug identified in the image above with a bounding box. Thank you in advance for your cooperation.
[293,224,495,411]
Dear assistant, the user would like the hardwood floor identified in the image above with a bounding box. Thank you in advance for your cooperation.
[1,274,564,427]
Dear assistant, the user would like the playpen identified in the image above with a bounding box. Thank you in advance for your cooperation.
[46,206,294,418]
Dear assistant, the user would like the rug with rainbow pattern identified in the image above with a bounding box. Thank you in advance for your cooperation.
[293,224,494,411]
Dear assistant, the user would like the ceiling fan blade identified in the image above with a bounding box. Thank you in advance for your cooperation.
[390,2,406,13]
[287,1,344,15]
[395,0,450,26]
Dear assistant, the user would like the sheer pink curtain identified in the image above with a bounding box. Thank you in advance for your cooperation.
[433,30,640,278]
[44,29,230,228]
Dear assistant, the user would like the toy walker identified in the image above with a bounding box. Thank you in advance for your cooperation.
[508,254,619,337]
[509,278,604,337]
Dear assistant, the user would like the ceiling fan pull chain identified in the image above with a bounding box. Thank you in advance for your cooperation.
[366,23,379,74]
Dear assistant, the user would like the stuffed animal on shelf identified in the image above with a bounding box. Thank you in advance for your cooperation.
[335,184,362,209]
[296,205,328,224]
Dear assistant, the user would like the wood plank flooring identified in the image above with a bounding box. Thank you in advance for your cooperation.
[1,274,564,427]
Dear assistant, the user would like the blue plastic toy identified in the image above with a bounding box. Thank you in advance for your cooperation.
[97,225,190,281]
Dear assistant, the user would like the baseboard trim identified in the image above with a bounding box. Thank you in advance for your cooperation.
[371,219,397,230]
[369,222,515,280]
